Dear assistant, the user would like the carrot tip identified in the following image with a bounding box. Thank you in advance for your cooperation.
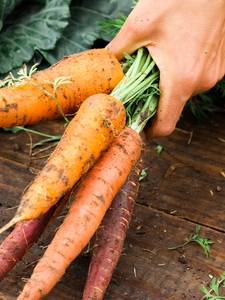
[0,217,21,235]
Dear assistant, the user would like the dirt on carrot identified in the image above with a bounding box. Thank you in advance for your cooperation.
[16,126,142,300]
[0,49,124,128]
[0,93,126,235]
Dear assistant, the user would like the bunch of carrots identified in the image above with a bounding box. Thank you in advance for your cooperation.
[0,46,160,299]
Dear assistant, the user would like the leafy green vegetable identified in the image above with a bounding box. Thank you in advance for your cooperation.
[0,0,71,75]
[0,0,22,31]
[40,0,133,64]
[0,0,133,76]
[168,226,214,258]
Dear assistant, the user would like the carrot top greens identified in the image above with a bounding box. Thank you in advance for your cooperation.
[111,47,160,133]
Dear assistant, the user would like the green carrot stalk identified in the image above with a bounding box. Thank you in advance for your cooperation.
[110,46,160,133]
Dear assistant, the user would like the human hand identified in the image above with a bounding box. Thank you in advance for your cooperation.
[106,0,225,139]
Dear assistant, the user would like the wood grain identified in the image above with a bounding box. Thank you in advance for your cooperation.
[0,112,225,299]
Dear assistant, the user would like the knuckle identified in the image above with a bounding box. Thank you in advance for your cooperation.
[200,75,220,92]
[152,121,176,138]
[158,123,176,137]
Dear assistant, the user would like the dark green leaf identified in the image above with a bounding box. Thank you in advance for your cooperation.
[0,0,71,74]
[0,0,23,30]
[0,0,6,30]
[40,0,133,64]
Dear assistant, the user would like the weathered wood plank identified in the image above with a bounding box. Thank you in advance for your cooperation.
[0,113,225,299]
[138,113,225,231]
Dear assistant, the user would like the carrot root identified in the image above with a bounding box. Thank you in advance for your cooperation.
[0,94,126,235]
[17,127,142,300]
[0,49,124,128]
[0,191,71,282]
[82,160,142,300]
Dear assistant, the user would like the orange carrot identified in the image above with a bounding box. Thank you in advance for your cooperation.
[0,49,124,127]
[82,133,146,300]
[17,127,142,300]
[0,93,126,234]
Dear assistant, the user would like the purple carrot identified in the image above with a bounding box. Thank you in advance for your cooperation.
[82,161,142,300]
[0,191,71,281]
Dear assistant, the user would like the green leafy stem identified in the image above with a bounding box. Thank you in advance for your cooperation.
[200,271,225,299]
[3,126,62,149]
[111,47,160,133]
[0,64,72,124]
[168,226,214,259]
[1,64,71,146]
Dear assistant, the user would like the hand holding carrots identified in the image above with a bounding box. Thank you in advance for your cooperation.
[1,1,224,293]
[107,0,225,139]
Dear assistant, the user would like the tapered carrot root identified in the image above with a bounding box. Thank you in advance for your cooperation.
[0,49,124,127]
[17,127,142,300]
[0,94,126,234]
[0,190,71,282]
[83,133,146,300]
[82,161,142,300]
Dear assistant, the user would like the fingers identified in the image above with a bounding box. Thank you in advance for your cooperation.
[108,34,192,139]
[106,0,225,140]
[144,88,187,139]
[106,0,155,60]
[143,45,192,139]
[106,22,141,60]
[106,33,137,61]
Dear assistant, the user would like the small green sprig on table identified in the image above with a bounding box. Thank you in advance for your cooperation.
[200,271,225,300]
[168,226,214,259]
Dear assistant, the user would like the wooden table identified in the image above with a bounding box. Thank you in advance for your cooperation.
[0,111,225,299]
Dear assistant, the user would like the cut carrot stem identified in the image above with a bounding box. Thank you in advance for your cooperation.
[0,93,126,234]
[82,159,142,300]
[17,127,142,300]
[0,49,124,128]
